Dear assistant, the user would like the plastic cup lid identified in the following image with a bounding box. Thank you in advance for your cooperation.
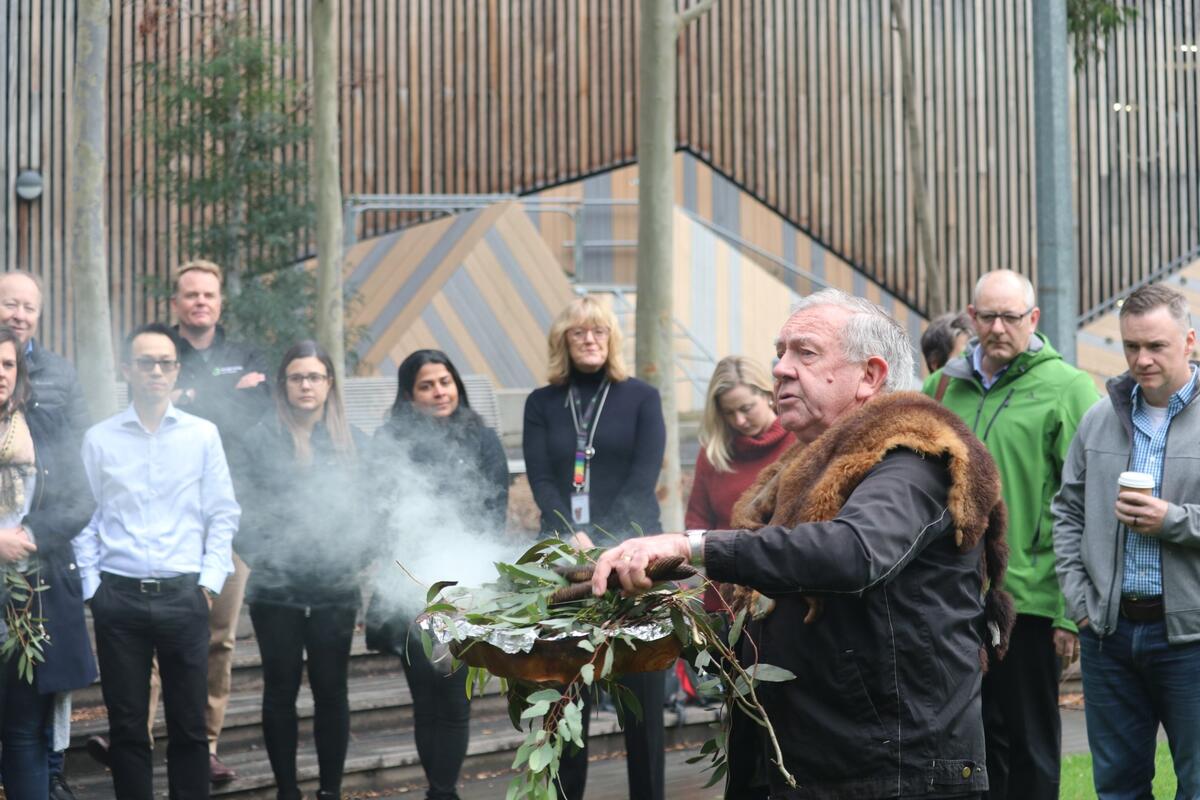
[1118,471,1155,489]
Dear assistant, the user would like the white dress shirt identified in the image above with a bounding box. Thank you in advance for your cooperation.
[74,403,240,599]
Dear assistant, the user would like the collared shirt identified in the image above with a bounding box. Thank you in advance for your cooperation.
[971,344,1013,391]
[1122,367,1198,598]
[74,403,240,600]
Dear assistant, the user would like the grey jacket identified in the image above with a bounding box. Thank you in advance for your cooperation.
[1052,368,1200,643]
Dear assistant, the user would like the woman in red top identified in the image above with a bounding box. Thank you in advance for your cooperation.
[686,355,794,612]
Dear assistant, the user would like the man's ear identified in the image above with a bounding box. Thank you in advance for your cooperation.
[856,355,890,400]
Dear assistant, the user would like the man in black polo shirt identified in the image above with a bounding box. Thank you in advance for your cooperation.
[170,260,268,782]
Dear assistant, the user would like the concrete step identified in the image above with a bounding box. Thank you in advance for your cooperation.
[70,631,397,710]
[67,704,720,799]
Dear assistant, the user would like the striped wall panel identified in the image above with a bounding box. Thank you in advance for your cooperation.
[339,201,575,385]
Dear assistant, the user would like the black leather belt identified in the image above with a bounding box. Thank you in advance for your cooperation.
[1120,595,1164,622]
[100,572,198,594]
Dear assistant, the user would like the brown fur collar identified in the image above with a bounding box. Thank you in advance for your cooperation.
[729,391,1015,663]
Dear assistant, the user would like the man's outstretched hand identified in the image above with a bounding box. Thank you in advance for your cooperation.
[591,533,691,597]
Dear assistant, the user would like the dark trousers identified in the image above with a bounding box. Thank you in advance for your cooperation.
[249,602,356,799]
[982,614,1062,800]
[91,576,211,800]
[399,625,471,800]
[1,654,53,800]
[557,670,666,800]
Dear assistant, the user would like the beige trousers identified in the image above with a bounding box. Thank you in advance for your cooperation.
[148,554,250,752]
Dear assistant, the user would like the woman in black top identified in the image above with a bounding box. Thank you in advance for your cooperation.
[370,350,508,800]
[0,326,96,800]
[522,296,667,800]
[231,340,368,800]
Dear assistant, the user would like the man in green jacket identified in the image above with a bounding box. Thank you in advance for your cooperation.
[923,269,1098,800]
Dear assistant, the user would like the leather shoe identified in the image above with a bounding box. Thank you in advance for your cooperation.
[210,753,237,783]
[49,774,78,800]
[85,736,111,768]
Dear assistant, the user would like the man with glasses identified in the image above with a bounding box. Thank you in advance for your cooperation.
[75,323,239,800]
[87,261,267,782]
[924,269,1098,800]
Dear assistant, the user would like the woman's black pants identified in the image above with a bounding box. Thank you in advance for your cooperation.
[398,625,472,800]
[249,602,357,799]
[556,669,666,800]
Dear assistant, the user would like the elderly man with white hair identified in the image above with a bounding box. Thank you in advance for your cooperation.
[593,289,1014,799]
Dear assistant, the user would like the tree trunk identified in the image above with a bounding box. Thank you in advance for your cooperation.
[223,16,247,298]
[69,0,117,420]
[636,2,681,532]
[890,0,944,316]
[313,0,345,379]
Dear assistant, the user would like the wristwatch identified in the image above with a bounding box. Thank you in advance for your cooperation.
[685,529,707,568]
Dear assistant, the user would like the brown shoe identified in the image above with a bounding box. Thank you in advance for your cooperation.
[209,753,237,784]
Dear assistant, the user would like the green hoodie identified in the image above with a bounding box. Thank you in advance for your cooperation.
[922,333,1099,629]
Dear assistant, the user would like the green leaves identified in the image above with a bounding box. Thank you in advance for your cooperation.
[2,565,48,684]
[417,536,801,797]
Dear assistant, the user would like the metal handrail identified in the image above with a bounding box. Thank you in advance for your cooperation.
[1077,245,1200,327]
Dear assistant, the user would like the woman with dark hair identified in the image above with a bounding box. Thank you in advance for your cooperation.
[0,325,96,799]
[230,340,367,800]
[369,349,508,800]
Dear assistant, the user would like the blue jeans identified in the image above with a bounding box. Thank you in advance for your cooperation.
[2,658,53,800]
[1079,617,1200,799]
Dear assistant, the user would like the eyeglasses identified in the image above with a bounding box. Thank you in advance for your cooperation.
[286,373,330,386]
[974,308,1034,327]
[567,326,610,342]
[133,357,180,374]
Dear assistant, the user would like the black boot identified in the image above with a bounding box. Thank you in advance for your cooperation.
[315,791,340,800]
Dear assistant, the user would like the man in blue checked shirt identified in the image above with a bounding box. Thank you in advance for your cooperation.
[1054,283,1200,797]
[74,322,240,800]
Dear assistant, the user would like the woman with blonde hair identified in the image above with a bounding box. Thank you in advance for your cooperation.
[685,355,794,612]
[522,295,666,800]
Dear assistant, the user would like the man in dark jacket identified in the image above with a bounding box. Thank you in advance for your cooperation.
[0,271,91,441]
[169,260,268,782]
[0,269,92,800]
[592,289,1013,799]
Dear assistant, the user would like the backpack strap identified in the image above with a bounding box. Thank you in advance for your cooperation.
[934,373,951,403]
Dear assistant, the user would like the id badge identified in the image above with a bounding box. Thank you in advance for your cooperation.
[570,493,591,526]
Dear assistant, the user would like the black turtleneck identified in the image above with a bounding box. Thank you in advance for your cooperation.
[522,369,665,538]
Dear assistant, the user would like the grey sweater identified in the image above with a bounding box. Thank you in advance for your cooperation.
[1052,368,1200,643]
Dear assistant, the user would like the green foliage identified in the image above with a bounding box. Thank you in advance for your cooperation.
[1067,0,1138,71]
[138,11,365,367]
[423,538,797,798]
[0,565,49,684]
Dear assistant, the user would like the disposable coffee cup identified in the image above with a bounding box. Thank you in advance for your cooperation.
[1118,471,1155,496]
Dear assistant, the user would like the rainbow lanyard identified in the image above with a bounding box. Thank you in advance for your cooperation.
[569,379,611,492]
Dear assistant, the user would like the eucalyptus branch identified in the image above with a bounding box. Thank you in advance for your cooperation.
[0,564,48,684]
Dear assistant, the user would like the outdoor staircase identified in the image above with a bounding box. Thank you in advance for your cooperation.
[66,608,719,798]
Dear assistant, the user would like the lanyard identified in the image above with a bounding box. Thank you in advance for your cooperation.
[568,379,611,493]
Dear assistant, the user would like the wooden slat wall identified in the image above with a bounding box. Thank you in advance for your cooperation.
[3,1,1199,355]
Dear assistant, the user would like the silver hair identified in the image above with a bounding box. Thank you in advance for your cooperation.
[788,288,915,392]
[973,269,1035,308]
